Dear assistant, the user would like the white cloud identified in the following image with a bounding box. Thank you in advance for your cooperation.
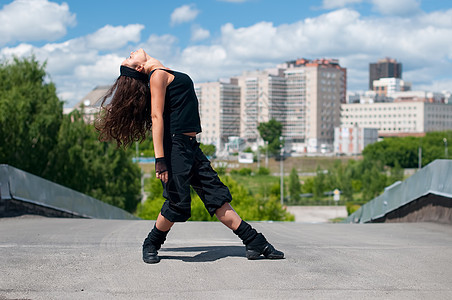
[172,8,452,93]
[417,78,452,93]
[322,0,362,9]
[138,34,180,65]
[74,54,124,81]
[420,9,452,27]
[85,24,145,50]
[0,0,76,46]
[2,6,452,107]
[191,25,210,41]
[170,4,199,26]
[371,0,421,16]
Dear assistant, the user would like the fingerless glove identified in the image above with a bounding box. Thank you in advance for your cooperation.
[155,157,168,174]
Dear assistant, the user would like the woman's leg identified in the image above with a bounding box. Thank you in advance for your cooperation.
[142,213,174,264]
[156,212,175,231]
[215,203,242,230]
[215,203,284,260]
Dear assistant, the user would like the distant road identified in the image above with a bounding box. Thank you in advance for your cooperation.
[286,205,348,223]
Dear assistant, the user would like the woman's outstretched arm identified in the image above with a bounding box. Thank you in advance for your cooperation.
[150,70,170,183]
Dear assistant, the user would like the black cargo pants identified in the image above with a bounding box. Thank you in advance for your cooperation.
[159,133,232,222]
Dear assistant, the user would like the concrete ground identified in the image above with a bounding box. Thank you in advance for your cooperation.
[1,216,451,300]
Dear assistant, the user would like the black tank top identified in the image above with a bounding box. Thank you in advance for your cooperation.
[149,69,202,134]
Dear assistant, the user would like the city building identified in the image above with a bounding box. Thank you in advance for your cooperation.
[334,126,378,155]
[369,58,402,90]
[233,68,286,144]
[341,101,452,137]
[231,58,346,153]
[195,58,346,154]
[195,79,241,150]
[289,59,346,152]
[69,85,109,123]
[373,77,411,97]
[392,90,445,103]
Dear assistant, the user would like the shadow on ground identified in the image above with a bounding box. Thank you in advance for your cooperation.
[159,245,245,262]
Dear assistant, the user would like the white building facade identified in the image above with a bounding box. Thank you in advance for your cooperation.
[195,80,241,150]
[373,77,411,97]
[234,69,286,143]
[341,101,452,136]
[301,60,345,153]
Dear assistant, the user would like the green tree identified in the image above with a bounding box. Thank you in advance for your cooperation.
[138,136,154,157]
[257,167,270,175]
[199,143,216,157]
[362,131,452,169]
[312,167,326,200]
[421,131,452,164]
[301,177,314,194]
[137,175,294,221]
[46,110,141,212]
[0,56,142,213]
[361,164,388,201]
[389,160,404,183]
[257,119,283,156]
[0,56,62,175]
[288,168,301,203]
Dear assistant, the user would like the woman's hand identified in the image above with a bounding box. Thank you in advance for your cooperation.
[156,171,168,183]
[155,157,168,183]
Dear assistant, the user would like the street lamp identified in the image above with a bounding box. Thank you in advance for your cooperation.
[279,136,284,206]
[444,138,448,159]
[265,140,268,169]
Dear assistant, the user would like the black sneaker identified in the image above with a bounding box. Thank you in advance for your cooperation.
[142,243,160,264]
[246,243,284,260]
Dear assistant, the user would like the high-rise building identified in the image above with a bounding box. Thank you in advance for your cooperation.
[195,79,241,150]
[283,59,346,152]
[233,68,286,143]
[369,58,402,90]
[195,58,346,153]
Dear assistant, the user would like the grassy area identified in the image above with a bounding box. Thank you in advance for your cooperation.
[139,155,361,175]
[138,155,364,208]
[222,155,360,175]
[228,174,280,196]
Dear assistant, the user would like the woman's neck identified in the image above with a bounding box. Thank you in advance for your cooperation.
[144,59,166,74]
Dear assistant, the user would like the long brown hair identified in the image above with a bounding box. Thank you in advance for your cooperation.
[95,75,151,148]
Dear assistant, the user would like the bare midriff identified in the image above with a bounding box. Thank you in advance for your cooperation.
[183,132,197,137]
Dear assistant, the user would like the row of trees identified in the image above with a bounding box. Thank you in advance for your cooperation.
[287,160,403,204]
[363,131,451,168]
[136,175,294,221]
[0,57,141,212]
[286,131,451,206]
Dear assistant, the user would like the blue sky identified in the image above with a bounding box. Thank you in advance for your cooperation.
[1,0,452,107]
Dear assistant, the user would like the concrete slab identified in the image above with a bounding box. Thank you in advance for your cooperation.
[1,217,451,299]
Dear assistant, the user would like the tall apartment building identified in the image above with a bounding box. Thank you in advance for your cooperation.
[195,58,346,153]
[369,58,402,90]
[291,59,346,152]
[233,68,286,142]
[195,79,241,150]
[341,101,452,136]
[234,59,346,152]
